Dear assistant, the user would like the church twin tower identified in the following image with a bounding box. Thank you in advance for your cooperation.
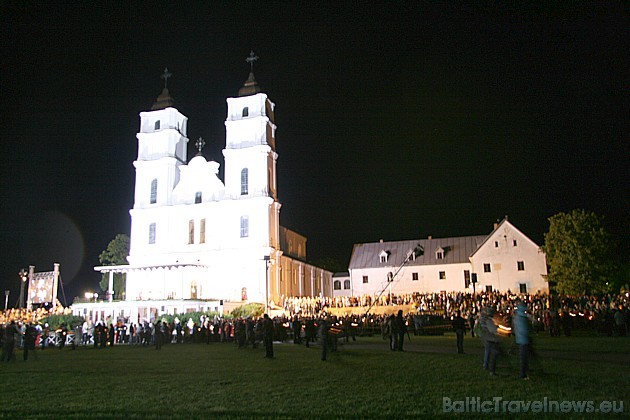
[124,62,288,305]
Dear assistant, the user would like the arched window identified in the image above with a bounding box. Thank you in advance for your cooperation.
[242,107,249,117]
[240,168,248,195]
[150,179,158,204]
[154,120,160,130]
[148,223,156,244]
[195,191,202,204]
[343,280,351,290]
[333,280,341,290]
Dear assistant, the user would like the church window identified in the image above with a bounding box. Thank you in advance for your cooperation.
[333,280,341,290]
[241,169,248,195]
[517,261,525,271]
[412,272,419,281]
[486,285,493,292]
[188,220,195,244]
[240,216,249,238]
[344,280,351,290]
[519,283,527,294]
[494,241,499,248]
[150,179,158,204]
[200,219,206,244]
[195,191,202,204]
[362,276,368,284]
[464,270,471,288]
[149,223,156,244]
[154,120,160,130]
[513,240,518,246]
[484,263,491,273]
[242,107,249,117]
[439,271,446,280]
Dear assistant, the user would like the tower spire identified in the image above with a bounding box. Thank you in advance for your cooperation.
[239,51,262,97]
[152,67,175,110]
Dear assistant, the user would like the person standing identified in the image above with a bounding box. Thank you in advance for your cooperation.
[262,314,274,358]
[452,311,466,354]
[23,324,37,361]
[2,321,19,362]
[319,317,330,361]
[513,301,531,380]
[485,309,501,376]
[396,310,406,351]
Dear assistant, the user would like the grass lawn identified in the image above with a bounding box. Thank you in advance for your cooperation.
[0,334,628,418]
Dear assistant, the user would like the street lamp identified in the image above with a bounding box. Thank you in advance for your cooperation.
[263,255,271,315]
[18,268,28,309]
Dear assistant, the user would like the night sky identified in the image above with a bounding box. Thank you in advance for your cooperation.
[1,3,627,304]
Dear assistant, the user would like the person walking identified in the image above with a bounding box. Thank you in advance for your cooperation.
[513,301,531,380]
[319,316,330,361]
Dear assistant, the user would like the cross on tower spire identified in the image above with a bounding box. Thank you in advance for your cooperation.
[195,137,205,156]
[161,67,172,89]
[246,51,259,72]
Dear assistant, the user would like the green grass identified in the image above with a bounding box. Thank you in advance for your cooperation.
[0,334,628,418]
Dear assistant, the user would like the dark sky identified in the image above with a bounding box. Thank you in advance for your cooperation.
[1,2,627,303]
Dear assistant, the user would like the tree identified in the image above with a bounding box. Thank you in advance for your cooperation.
[98,234,130,299]
[543,210,618,295]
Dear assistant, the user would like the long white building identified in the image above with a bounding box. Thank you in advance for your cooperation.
[338,218,548,298]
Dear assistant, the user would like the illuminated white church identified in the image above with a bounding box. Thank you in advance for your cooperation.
[78,62,332,322]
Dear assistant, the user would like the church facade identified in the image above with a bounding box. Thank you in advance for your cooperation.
[74,67,332,323]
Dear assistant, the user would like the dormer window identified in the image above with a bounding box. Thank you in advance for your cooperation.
[242,107,249,118]
[379,250,389,263]
[435,247,445,260]
[154,120,160,130]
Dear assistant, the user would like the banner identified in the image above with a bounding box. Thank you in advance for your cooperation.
[28,271,55,304]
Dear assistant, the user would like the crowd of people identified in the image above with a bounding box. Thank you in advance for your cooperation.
[1,291,628,369]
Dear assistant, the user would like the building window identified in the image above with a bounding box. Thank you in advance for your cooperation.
[494,241,499,248]
[195,191,202,204]
[483,263,491,273]
[486,285,493,292]
[439,271,446,280]
[150,179,158,204]
[242,107,248,118]
[188,220,195,244]
[344,280,351,290]
[513,239,518,246]
[241,168,248,195]
[149,223,156,244]
[240,216,249,238]
[435,247,444,260]
[200,219,205,244]
[154,120,160,130]
[519,283,527,294]
[517,261,525,271]
[333,280,341,290]
[362,276,368,284]
[412,272,419,281]
[464,270,471,288]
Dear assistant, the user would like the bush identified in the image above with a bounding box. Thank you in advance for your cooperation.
[40,314,85,330]
[230,303,264,318]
